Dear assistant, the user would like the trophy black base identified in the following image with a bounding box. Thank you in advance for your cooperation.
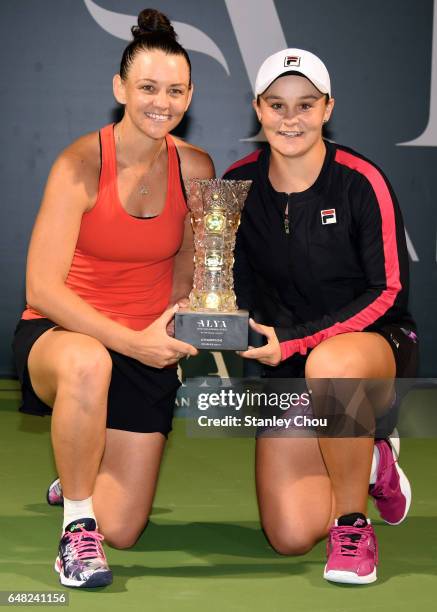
[175,309,249,350]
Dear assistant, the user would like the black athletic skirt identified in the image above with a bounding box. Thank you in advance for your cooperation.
[12,318,181,436]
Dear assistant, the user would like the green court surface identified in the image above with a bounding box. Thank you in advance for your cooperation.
[1,381,436,611]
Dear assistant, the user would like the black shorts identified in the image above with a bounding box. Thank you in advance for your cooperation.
[259,323,419,438]
[12,318,181,436]
[262,323,419,379]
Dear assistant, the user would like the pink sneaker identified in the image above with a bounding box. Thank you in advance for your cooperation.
[369,438,411,525]
[324,517,378,584]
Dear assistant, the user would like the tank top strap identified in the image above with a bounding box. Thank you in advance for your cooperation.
[165,134,188,214]
[99,124,117,187]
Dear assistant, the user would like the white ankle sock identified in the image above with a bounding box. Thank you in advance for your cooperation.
[369,445,380,485]
[63,496,96,532]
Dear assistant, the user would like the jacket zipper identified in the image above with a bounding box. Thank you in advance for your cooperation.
[284,194,291,235]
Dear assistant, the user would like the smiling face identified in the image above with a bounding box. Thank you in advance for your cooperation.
[113,48,193,139]
[254,74,334,159]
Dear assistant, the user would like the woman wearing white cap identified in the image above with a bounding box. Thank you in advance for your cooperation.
[224,48,417,584]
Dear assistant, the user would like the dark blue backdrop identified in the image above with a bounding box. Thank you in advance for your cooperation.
[1,0,436,376]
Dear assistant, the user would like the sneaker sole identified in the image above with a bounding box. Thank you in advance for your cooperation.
[54,557,113,588]
[388,428,400,459]
[371,434,411,525]
[383,460,412,525]
[46,479,64,507]
[324,566,377,584]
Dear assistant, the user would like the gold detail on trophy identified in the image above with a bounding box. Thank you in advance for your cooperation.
[204,212,225,233]
[205,252,223,269]
[204,292,221,309]
[212,192,220,201]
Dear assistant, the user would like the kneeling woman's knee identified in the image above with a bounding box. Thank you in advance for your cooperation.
[58,341,112,394]
[263,525,316,556]
[305,344,352,379]
[100,521,148,550]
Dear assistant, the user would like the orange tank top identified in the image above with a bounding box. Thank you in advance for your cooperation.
[22,124,188,330]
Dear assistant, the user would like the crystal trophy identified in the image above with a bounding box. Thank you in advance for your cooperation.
[174,178,252,350]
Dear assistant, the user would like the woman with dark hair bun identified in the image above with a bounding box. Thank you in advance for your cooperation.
[133,7,177,38]
[12,8,214,588]
[122,8,192,82]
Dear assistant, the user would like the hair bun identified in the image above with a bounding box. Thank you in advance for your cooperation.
[131,8,177,40]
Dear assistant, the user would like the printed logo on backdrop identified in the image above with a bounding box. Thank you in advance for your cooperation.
[84,0,437,150]
[83,0,437,264]
[397,0,437,147]
[82,0,230,75]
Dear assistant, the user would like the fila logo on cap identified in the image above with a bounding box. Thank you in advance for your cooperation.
[321,209,337,225]
[284,55,301,67]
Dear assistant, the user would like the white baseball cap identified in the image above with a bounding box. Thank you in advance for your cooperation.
[255,48,331,97]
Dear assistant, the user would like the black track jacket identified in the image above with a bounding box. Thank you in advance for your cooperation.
[223,140,416,361]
